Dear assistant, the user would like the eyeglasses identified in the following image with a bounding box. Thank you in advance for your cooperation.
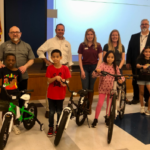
[141,24,149,26]
[9,32,20,34]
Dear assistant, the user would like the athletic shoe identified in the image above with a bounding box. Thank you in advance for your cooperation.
[91,119,98,128]
[145,110,150,116]
[54,125,58,135]
[140,106,145,114]
[105,117,109,127]
[47,127,53,137]
[13,125,21,135]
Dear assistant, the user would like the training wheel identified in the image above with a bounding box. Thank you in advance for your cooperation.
[40,124,44,131]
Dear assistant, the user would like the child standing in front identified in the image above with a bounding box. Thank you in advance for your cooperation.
[91,51,125,127]
[0,53,22,134]
[46,49,71,137]
[136,46,150,115]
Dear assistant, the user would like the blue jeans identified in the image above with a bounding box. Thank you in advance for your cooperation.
[48,99,64,127]
[81,64,97,90]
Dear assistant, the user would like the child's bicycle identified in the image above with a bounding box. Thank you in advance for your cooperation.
[54,80,92,146]
[0,85,44,150]
[96,71,137,144]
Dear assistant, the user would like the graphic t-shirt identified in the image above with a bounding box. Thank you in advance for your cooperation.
[136,57,150,81]
[46,65,71,100]
[0,67,22,95]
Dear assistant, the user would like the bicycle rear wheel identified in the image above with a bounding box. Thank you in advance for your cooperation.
[0,114,12,150]
[119,92,126,119]
[76,99,88,126]
[54,111,69,146]
[107,94,116,144]
[23,103,37,130]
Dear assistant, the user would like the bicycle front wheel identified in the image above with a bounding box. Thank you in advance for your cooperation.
[23,103,37,130]
[76,100,88,126]
[0,114,12,150]
[54,111,69,146]
[107,94,116,144]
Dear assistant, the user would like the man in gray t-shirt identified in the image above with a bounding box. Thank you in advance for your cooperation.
[0,26,35,107]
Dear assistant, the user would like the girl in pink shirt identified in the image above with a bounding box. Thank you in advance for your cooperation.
[91,51,125,127]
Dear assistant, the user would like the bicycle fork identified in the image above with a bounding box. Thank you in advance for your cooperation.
[2,112,14,133]
[58,107,72,130]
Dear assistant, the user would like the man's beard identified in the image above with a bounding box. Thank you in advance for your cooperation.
[142,28,148,32]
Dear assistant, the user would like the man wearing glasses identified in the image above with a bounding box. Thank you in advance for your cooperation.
[0,26,35,107]
[126,19,150,105]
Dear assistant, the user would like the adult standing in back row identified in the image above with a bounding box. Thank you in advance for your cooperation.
[78,28,102,114]
[126,19,150,105]
[103,29,125,73]
[37,24,73,118]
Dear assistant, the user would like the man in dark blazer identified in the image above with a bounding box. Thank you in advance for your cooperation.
[126,19,150,105]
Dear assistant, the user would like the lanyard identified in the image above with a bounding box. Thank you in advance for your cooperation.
[141,35,148,43]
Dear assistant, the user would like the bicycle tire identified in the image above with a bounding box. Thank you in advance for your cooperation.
[119,93,126,119]
[23,103,37,130]
[54,111,69,146]
[0,115,12,150]
[76,99,87,126]
[107,94,116,144]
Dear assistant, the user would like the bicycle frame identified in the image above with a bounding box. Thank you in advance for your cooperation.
[106,79,126,118]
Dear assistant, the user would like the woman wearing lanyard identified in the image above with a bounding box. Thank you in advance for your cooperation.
[103,29,129,103]
[78,28,102,114]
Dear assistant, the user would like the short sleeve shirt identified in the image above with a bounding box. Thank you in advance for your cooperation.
[136,57,150,81]
[78,43,102,65]
[0,67,22,96]
[46,65,71,100]
[0,40,35,79]
[103,44,125,66]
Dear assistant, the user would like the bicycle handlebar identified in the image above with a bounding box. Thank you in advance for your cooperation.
[61,80,93,96]
[61,80,74,94]
[95,70,138,78]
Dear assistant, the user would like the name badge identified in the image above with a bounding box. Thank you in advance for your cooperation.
[7,44,12,49]
[84,47,88,50]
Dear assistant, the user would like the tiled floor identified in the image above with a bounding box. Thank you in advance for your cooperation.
[0,94,150,150]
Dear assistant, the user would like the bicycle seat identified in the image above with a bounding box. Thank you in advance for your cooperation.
[77,89,93,96]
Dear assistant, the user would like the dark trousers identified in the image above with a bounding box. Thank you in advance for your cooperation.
[18,79,28,108]
[81,64,97,90]
[48,99,64,127]
[131,67,149,102]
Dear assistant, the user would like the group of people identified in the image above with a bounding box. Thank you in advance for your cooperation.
[0,19,149,137]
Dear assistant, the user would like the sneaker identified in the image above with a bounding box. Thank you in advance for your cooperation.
[13,125,21,135]
[91,119,98,128]
[140,106,145,114]
[105,117,109,127]
[145,110,150,116]
[47,127,53,137]
[54,125,58,135]
[104,115,109,127]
